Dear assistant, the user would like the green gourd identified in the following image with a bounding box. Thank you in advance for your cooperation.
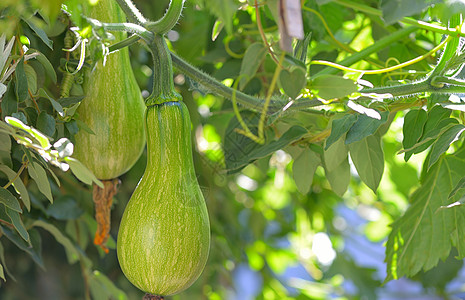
[73,0,145,180]
[117,101,210,296]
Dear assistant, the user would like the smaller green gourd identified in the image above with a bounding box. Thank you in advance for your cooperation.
[73,0,146,180]
[117,101,210,296]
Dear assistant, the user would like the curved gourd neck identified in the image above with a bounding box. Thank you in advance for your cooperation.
[145,102,192,172]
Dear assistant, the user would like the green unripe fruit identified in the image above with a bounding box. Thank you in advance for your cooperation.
[117,101,210,296]
[73,0,146,180]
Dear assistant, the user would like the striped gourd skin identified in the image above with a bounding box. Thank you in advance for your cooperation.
[117,102,210,296]
[73,0,145,180]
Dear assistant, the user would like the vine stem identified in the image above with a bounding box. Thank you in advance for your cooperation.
[315,27,417,76]
[115,0,146,25]
[254,0,281,66]
[311,35,451,75]
[145,0,185,34]
[102,28,323,113]
[100,22,154,42]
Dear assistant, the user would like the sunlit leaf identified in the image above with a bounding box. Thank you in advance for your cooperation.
[386,145,465,281]
[349,134,384,192]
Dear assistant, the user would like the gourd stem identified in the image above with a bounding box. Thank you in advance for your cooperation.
[114,0,146,25]
[145,0,185,34]
[146,35,181,105]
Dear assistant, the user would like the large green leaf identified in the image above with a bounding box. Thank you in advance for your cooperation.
[385,145,465,281]
[349,134,384,192]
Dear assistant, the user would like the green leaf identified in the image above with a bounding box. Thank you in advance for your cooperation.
[385,146,465,281]
[349,134,384,192]
[312,75,357,100]
[401,119,458,155]
[239,43,267,89]
[22,17,53,50]
[278,67,307,99]
[1,81,18,118]
[46,196,83,220]
[345,111,389,144]
[31,220,80,264]
[23,64,37,94]
[292,148,320,194]
[380,0,439,25]
[2,226,44,268]
[39,88,63,115]
[402,109,427,161]
[225,126,308,173]
[0,131,11,152]
[326,154,350,197]
[0,261,5,281]
[58,96,85,108]
[0,241,14,281]
[5,207,29,241]
[0,165,30,211]
[325,114,358,150]
[324,138,350,196]
[324,137,348,173]
[14,57,28,102]
[449,176,465,199]
[28,161,53,202]
[36,111,56,138]
[35,52,57,84]
[65,157,103,188]
[0,187,22,213]
[0,83,6,98]
[428,124,465,169]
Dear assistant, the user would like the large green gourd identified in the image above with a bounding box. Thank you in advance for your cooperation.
[73,0,145,180]
[117,101,210,296]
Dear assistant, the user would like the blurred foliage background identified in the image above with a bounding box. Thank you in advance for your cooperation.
[2,0,465,299]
